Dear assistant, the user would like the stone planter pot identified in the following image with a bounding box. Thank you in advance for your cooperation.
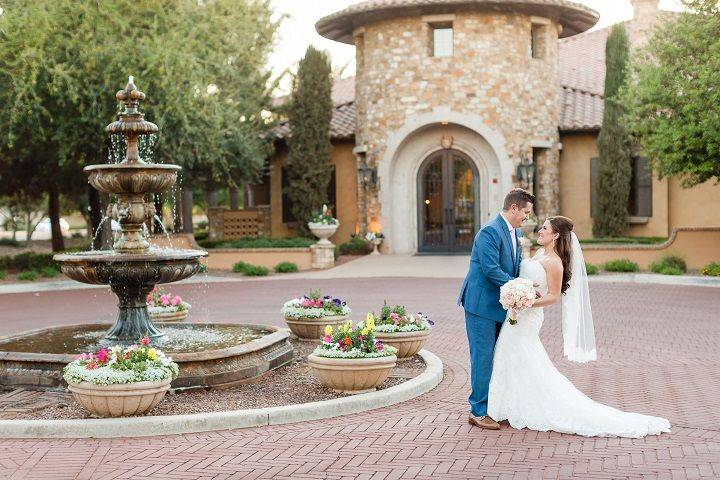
[148,305,190,323]
[67,378,171,418]
[374,329,431,359]
[370,237,383,255]
[307,353,397,394]
[284,314,348,341]
[308,222,339,245]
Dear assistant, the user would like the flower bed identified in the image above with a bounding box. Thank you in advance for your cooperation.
[371,303,433,358]
[309,315,397,393]
[146,287,191,322]
[63,337,179,417]
[281,290,350,340]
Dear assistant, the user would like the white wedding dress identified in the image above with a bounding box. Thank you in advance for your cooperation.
[487,257,671,438]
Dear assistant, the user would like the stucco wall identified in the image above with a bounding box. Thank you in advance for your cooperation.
[355,10,563,237]
[268,140,359,244]
[559,132,670,238]
[668,178,720,229]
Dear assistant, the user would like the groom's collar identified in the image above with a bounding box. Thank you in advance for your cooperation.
[499,212,514,232]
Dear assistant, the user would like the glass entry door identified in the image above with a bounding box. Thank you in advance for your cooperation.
[418,150,478,253]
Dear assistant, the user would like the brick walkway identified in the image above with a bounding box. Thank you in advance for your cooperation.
[0,278,719,479]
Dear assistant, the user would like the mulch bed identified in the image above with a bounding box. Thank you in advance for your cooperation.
[4,339,425,420]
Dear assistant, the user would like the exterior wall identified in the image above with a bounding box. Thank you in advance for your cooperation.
[268,140,359,244]
[355,10,563,250]
[204,248,313,271]
[559,132,670,239]
[668,179,720,229]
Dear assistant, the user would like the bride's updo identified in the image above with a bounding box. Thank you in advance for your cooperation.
[548,216,574,294]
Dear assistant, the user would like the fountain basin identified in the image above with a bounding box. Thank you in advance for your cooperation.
[85,163,181,195]
[0,323,293,391]
[54,248,207,285]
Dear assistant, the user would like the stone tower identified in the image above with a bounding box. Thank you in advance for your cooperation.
[317,1,598,253]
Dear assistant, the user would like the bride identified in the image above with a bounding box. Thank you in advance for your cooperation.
[487,216,670,438]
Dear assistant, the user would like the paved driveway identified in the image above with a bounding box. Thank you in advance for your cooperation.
[0,277,718,479]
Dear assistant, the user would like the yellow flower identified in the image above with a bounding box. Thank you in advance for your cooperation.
[342,320,353,333]
[147,348,158,360]
[365,313,376,331]
[361,326,370,336]
[324,325,333,335]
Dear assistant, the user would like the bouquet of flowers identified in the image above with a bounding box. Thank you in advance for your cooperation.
[365,231,384,242]
[146,286,190,313]
[371,302,434,333]
[281,289,350,319]
[499,278,536,325]
[63,337,179,386]
[314,314,397,359]
[310,204,339,225]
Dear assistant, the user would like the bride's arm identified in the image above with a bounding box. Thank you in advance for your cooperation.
[533,259,563,308]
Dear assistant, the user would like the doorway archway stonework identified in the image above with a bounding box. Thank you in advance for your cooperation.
[378,109,512,254]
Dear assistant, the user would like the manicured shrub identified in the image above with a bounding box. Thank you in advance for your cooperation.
[0,238,20,247]
[243,265,269,276]
[0,269,6,280]
[199,237,315,249]
[650,255,687,274]
[657,266,682,275]
[585,263,599,275]
[603,259,639,272]
[232,261,251,273]
[10,252,58,271]
[40,266,60,278]
[338,237,372,255]
[18,270,39,281]
[274,262,298,273]
[701,262,720,277]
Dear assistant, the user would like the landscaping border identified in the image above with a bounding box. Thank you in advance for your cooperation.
[0,349,443,439]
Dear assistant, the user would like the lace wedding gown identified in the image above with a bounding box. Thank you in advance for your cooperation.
[487,258,671,438]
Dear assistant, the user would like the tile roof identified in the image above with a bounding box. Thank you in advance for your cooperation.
[273,102,356,140]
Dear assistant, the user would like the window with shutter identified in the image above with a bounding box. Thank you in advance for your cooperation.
[590,157,599,218]
[628,157,652,217]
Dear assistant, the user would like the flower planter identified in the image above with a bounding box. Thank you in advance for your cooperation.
[371,237,382,255]
[374,329,431,359]
[67,379,171,418]
[148,305,190,323]
[284,314,349,341]
[307,353,397,394]
[308,222,339,245]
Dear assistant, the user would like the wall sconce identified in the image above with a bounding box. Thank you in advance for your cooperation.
[516,150,536,193]
[358,164,377,190]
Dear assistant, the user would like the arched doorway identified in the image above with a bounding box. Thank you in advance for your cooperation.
[417,149,479,253]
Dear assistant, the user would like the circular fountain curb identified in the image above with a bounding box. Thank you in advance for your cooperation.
[0,349,443,439]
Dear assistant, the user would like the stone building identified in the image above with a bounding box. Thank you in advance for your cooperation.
[250,0,720,255]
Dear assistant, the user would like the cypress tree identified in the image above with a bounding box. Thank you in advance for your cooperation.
[593,24,633,238]
[285,46,333,235]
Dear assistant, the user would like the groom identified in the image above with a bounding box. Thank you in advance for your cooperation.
[458,188,535,429]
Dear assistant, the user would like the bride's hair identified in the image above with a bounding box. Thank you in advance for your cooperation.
[548,216,574,294]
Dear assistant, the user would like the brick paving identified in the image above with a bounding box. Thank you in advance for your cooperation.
[0,278,719,479]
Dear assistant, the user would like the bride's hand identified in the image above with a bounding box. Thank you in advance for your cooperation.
[535,290,542,299]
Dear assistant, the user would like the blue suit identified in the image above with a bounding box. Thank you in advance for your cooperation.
[457,213,522,417]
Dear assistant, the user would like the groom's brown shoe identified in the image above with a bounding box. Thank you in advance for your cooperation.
[468,414,501,430]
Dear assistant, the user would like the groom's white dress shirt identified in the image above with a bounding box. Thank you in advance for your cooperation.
[500,212,517,260]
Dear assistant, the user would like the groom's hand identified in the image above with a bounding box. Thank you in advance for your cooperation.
[535,290,542,299]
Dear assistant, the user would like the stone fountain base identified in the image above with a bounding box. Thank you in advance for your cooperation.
[0,323,293,391]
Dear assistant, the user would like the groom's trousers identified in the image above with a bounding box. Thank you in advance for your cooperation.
[465,310,503,417]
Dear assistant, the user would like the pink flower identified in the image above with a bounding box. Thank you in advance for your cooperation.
[171,296,182,306]
[95,349,109,363]
[323,334,333,343]
[140,336,151,346]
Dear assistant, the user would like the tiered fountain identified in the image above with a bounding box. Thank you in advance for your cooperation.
[0,78,292,391]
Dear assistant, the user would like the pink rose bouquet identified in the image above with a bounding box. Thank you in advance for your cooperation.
[499,278,536,325]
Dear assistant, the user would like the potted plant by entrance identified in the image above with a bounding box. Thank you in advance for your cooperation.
[308,315,397,394]
[281,289,351,340]
[146,286,191,322]
[365,231,384,255]
[63,337,179,418]
[308,204,339,245]
[371,303,434,359]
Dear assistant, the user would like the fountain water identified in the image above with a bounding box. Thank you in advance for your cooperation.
[0,78,292,391]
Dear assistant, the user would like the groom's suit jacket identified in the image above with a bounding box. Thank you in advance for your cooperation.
[457,213,522,322]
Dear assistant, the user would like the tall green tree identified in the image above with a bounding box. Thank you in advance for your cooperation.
[624,0,720,186]
[284,46,333,235]
[593,24,633,238]
[0,0,279,248]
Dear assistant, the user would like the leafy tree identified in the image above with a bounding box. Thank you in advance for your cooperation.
[0,0,279,248]
[284,46,333,235]
[594,24,633,238]
[624,0,720,186]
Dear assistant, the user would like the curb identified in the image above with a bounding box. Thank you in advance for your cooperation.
[0,349,443,439]
[588,273,720,288]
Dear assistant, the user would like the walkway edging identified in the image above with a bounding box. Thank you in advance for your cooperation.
[0,350,443,439]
